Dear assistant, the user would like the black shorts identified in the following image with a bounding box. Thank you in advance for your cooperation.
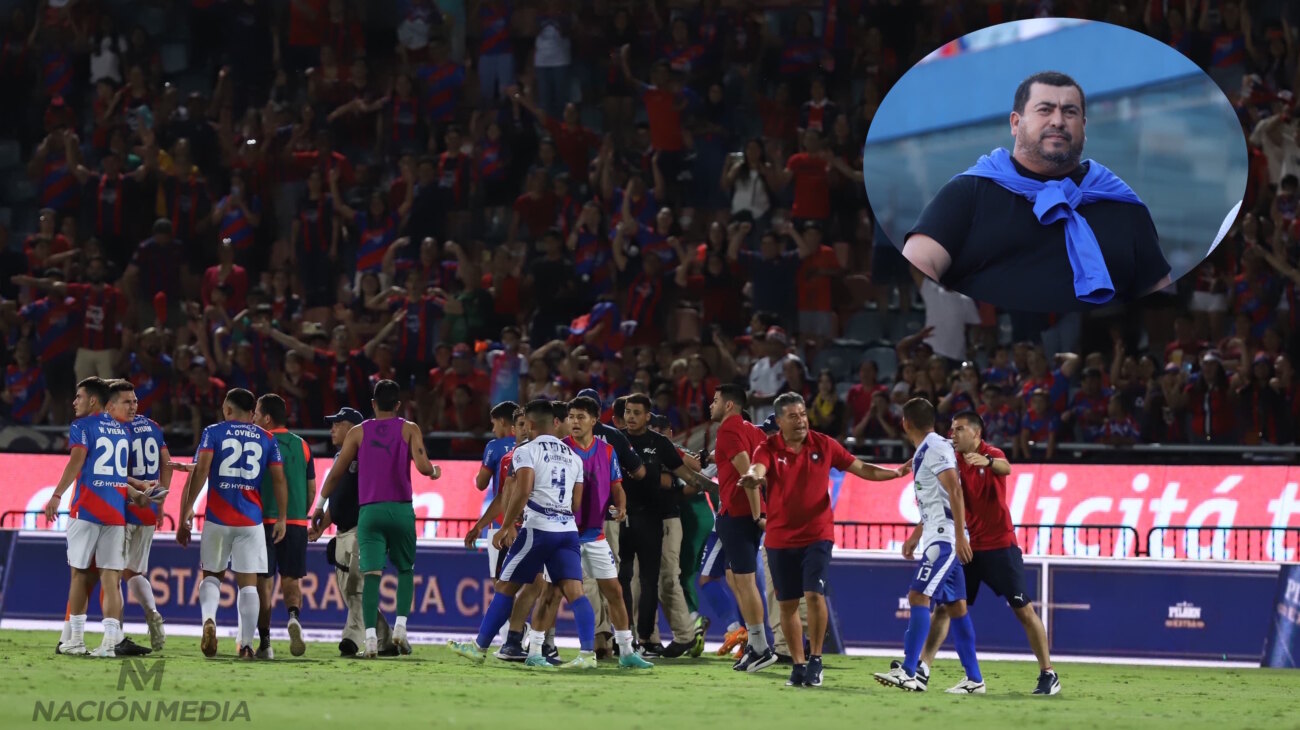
[962,545,1030,608]
[715,513,762,575]
[766,541,833,602]
[262,524,308,579]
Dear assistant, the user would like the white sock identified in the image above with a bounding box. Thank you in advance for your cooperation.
[102,618,121,648]
[528,630,546,657]
[395,616,407,631]
[70,615,86,645]
[615,629,634,655]
[128,575,158,614]
[365,627,377,642]
[60,620,71,645]
[727,621,742,633]
[199,577,221,624]
[746,622,769,652]
[237,587,259,648]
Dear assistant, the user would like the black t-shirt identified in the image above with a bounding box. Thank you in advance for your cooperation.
[594,421,644,475]
[328,458,361,533]
[621,428,684,519]
[907,157,1170,312]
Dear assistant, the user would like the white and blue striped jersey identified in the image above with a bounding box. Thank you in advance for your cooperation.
[911,432,960,547]
[511,434,583,533]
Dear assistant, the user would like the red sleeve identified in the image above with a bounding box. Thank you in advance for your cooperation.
[313,349,333,369]
[986,445,1007,461]
[303,441,315,479]
[752,440,772,469]
[827,435,855,471]
[714,419,740,457]
[64,283,88,300]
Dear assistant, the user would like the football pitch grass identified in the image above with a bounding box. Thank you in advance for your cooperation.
[2,631,1297,729]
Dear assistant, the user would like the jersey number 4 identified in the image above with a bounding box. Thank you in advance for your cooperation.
[552,468,567,504]
[217,439,264,481]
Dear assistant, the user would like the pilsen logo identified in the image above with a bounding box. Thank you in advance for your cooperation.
[1165,601,1205,629]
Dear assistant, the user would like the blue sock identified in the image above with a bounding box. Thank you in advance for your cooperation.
[699,580,739,628]
[476,593,515,650]
[902,604,931,676]
[570,596,596,652]
[950,613,983,683]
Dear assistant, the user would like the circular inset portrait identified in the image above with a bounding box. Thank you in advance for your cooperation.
[863,18,1248,313]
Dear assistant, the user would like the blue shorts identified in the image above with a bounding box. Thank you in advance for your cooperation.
[715,513,762,575]
[498,527,582,585]
[700,531,727,579]
[767,541,833,602]
[909,540,966,605]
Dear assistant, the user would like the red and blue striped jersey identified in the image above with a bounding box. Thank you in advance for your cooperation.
[416,61,467,122]
[41,49,72,99]
[1211,32,1245,68]
[779,39,820,75]
[5,364,45,424]
[480,1,512,56]
[1018,368,1071,413]
[976,403,1019,447]
[437,152,471,205]
[661,42,706,74]
[70,413,131,526]
[218,195,260,251]
[637,226,676,265]
[94,173,127,238]
[611,187,658,229]
[476,139,506,182]
[125,415,167,525]
[572,226,613,297]
[389,95,420,148]
[1102,416,1140,443]
[1020,407,1058,443]
[20,295,79,363]
[165,174,210,242]
[389,295,445,365]
[487,350,525,405]
[353,211,400,273]
[40,155,76,212]
[65,283,126,351]
[311,349,376,418]
[296,194,334,255]
[128,352,171,419]
[625,271,666,328]
[198,421,283,527]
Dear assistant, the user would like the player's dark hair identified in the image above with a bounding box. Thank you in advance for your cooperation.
[512,406,526,422]
[902,397,936,430]
[717,383,747,410]
[1013,70,1086,116]
[373,379,401,412]
[774,392,805,418]
[569,396,601,418]
[108,379,134,399]
[624,393,652,413]
[490,400,520,421]
[225,388,256,414]
[551,400,569,420]
[612,395,630,420]
[77,377,111,408]
[953,410,984,434]
[525,399,556,425]
[257,393,288,427]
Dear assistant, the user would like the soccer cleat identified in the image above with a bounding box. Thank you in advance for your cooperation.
[689,616,709,658]
[393,625,412,656]
[524,654,557,669]
[717,626,748,655]
[378,644,401,657]
[115,637,152,656]
[890,659,929,688]
[661,640,695,658]
[945,677,987,695]
[288,617,306,657]
[60,642,88,656]
[561,653,598,670]
[363,637,378,658]
[735,645,778,673]
[874,666,926,692]
[55,642,63,655]
[238,645,255,660]
[146,612,166,652]
[255,643,275,660]
[804,656,824,687]
[639,642,665,659]
[494,643,528,662]
[201,619,218,658]
[786,664,807,687]
[618,650,654,669]
[733,643,745,662]
[1034,670,1061,695]
[339,638,359,657]
[448,639,486,664]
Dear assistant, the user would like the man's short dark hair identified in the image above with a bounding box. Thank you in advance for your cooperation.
[551,400,569,421]
[373,380,401,412]
[612,395,630,420]
[774,392,805,418]
[490,401,520,422]
[1013,71,1086,116]
[902,397,936,430]
[569,396,601,418]
[624,393,652,413]
[225,388,256,414]
[717,383,747,410]
[525,399,555,424]
[953,410,984,434]
[107,379,134,402]
[258,393,288,427]
[512,406,526,422]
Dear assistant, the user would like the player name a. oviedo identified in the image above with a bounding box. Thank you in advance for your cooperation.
[1165,601,1206,629]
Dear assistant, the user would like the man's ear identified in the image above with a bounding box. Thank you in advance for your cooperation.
[1009,111,1020,138]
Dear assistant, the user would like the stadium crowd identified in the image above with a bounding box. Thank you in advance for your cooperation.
[0,0,1297,458]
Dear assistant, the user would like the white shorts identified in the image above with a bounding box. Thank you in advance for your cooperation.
[580,539,618,581]
[124,524,155,574]
[200,523,268,575]
[487,541,501,580]
[66,519,126,571]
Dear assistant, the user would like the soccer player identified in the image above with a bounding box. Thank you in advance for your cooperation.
[914,411,1059,695]
[117,379,172,653]
[562,396,652,668]
[709,384,777,671]
[316,380,441,658]
[252,394,316,658]
[874,398,985,694]
[45,377,156,657]
[309,408,396,657]
[175,388,289,660]
[449,399,600,669]
[476,400,519,582]
[740,393,910,687]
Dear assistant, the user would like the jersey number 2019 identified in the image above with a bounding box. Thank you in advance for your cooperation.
[217,438,264,481]
[92,436,128,477]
